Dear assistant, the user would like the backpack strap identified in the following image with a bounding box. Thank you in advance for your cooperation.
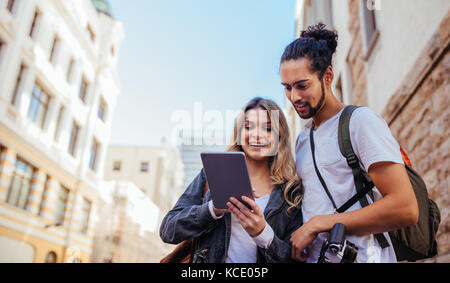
[337,106,373,211]
[337,105,390,249]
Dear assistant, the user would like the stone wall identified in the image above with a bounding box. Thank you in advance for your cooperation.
[344,1,449,261]
[382,11,450,260]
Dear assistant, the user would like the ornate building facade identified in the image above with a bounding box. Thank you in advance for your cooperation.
[0,0,123,262]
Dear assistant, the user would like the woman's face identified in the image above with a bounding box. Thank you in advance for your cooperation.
[240,108,278,161]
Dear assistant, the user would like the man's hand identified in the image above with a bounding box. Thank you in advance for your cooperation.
[227,196,266,237]
[290,215,333,262]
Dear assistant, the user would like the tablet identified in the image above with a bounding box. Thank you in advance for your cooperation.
[200,152,254,210]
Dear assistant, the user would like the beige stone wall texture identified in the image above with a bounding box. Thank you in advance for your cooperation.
[383,11,450,262]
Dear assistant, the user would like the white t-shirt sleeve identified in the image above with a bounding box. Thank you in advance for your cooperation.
[350,107,404,173]
[208,200,224,219]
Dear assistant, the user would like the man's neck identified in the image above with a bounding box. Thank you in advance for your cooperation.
[312,97,345,130]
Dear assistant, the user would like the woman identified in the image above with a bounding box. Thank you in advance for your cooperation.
[159,97,303,263]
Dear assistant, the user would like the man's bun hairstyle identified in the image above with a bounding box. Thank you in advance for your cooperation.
[281,23,338,79]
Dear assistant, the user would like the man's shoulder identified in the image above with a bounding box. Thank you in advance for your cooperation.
[350,106,381,123]
[347,106,390,134]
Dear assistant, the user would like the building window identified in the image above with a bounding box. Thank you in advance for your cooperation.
[27,83,50,129]
[87,24,95,42]
[0,39,5,61]
[97,97,107,121]
[140,162,149,172]
[7,0,16,13]
[11,63,26,106]
[7,157,34,210]
[66,58,75,84]
[113,161,121,171]
[49,36,59,65]
[54,185,69,225]
[79,76,89,103]
[68,121,79,157]
[54,106,64,141]
[360,0,379,59]
[29,9,40,40]
[79,198,91,234]
[89,139,99,172]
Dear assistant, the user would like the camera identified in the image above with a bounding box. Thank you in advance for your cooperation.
[317,223,358,263]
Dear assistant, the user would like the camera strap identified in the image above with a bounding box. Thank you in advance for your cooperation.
[309,124,338,212]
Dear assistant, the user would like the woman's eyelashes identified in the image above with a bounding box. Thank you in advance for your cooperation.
[244,124,271,132]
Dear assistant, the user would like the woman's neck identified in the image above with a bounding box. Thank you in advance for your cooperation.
[245,157,272,195]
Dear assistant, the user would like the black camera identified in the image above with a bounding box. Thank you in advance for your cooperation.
[317,223,358,263]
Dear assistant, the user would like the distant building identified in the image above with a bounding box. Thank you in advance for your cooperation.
[178,137,228,192]
[0,0,123,262]
[103,142,184,221]
[91,180,171,263]
[289,0,450,261]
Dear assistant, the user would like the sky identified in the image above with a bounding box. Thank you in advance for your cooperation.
[108,0,296,147]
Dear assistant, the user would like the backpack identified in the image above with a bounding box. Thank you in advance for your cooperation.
[336,105,441,262]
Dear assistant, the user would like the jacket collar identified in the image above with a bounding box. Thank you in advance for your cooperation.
[263,183,286,217]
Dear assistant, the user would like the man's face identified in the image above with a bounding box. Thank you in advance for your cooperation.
[280,58,325,119]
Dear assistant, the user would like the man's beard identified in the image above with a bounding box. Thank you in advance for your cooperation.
[294,80,326,119]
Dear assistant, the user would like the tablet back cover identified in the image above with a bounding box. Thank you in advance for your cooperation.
[201,152,253,209]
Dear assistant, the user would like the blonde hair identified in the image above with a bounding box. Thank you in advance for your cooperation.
[227,97,303,213]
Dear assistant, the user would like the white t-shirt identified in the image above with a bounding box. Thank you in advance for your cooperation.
[295,107,403,263]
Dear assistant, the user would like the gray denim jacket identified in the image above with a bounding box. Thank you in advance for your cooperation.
[160,169,303,263]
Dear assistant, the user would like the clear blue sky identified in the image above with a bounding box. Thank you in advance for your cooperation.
[109,0,296,146]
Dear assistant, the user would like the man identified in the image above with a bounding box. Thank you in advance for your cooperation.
[280,23,418,263]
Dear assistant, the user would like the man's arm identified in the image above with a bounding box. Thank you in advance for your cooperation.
[290,161,419,260]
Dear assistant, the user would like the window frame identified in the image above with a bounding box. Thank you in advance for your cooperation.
[89,139,99,172]
[11,63,26,106]
[27,82,50,129]
[140,161,149,173]
[49,35,60,65]
[7,157,34,210]
[54,185,69,225]
[68,121,80,157]
[79,197,91,234]
[112,160,121,171]
[97,97,107,121]
[359,0,380,60]
[7,0,16,14]
[78,76,89,103]
[29,9,41,40]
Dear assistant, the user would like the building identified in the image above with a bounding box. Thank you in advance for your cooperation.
[288,0,450,261]
[0,0,123,262]
[103,141,185,222]
[91,180,172,263]
[178,136,228,193]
